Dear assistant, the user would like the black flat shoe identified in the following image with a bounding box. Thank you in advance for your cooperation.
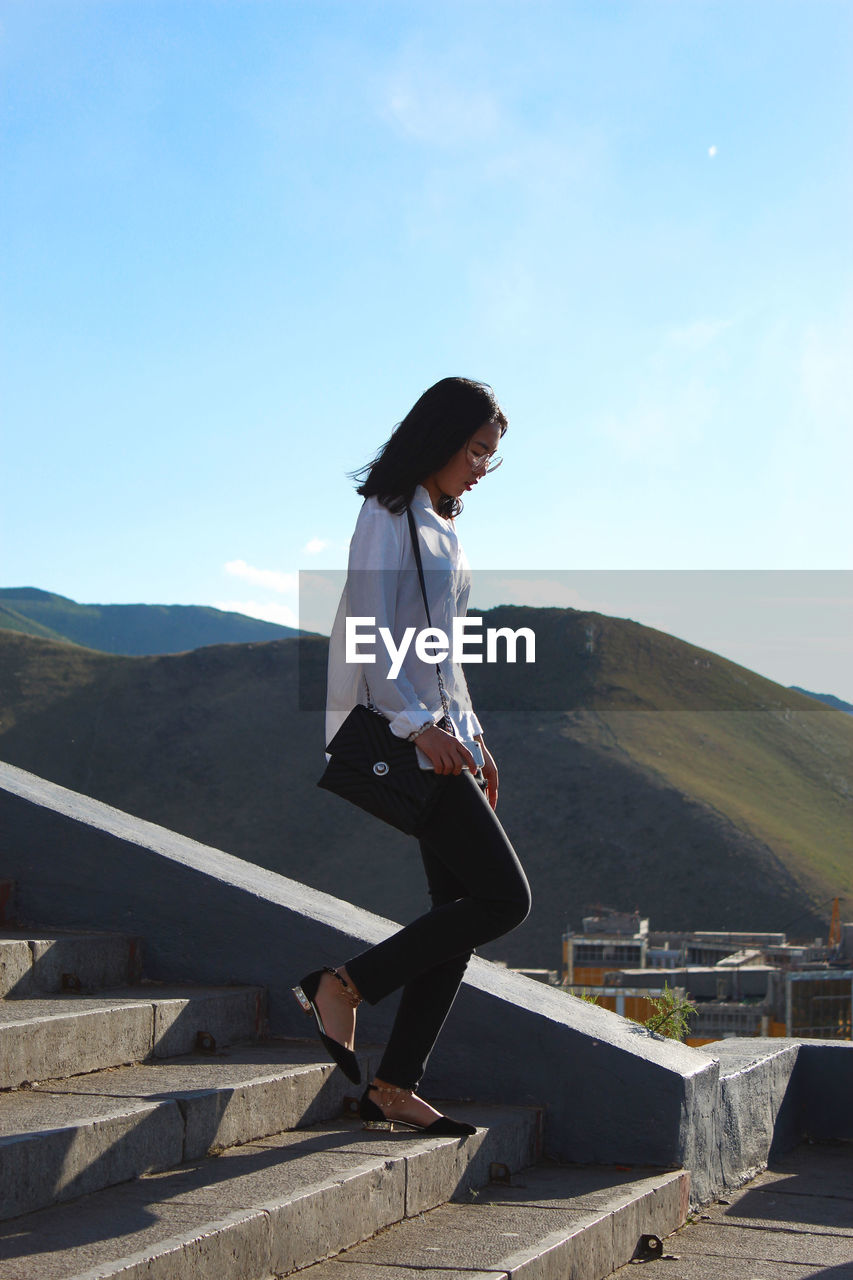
[292,967,361,1084]
[360,1084,476,1136]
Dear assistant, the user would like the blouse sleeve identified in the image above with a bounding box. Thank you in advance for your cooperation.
[345,501,443,739]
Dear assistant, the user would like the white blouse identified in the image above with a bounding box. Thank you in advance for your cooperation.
[326,485,485,770]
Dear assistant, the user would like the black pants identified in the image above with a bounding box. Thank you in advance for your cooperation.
[344,769,531,1090]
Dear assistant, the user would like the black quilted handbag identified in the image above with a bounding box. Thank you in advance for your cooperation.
[317,703,446,835]
[317,507,450,836]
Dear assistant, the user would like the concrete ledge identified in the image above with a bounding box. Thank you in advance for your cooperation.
[297,1164,690,1280]
[0,1109,538,1279]
[0,929,143,996]
[36,1044,363,1158]
[415,1104,539,1217]
[710,1042,801,1188]
[0,1001,154,1089]
[0,940,32,999]
[0,1097,185,1221]
[705,1037,853,1190]
[149,985,266,1057]
[0,1046,369,1220]
[176,1050,362,1158]
[0,986,264,1088]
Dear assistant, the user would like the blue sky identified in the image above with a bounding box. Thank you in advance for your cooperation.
[2,2,851,695]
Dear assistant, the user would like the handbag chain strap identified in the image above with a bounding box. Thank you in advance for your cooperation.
[363,505,451,726]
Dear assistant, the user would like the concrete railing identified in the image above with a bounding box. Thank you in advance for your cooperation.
[1,759,850,1205]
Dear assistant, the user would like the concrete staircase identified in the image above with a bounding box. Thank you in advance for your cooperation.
[0,908,689,1279]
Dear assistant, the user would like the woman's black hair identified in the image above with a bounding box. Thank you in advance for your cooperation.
[353,377,507,519]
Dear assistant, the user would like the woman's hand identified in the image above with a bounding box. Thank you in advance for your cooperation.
[415,725,477,776]
[477,737,499,810]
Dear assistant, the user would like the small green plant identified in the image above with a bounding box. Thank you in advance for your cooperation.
[638,983,696,1042]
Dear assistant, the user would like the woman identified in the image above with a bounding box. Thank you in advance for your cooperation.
[295,377,531,1134]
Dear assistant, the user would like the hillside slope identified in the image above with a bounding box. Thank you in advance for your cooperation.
[0,611,849,969]
[465,607,853,922]
[0,587,298,654]
[0,602,68,643]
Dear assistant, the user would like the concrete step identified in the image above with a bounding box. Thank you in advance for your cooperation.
[0,927,142,997]
[0,1105,539,1279]
[0,1042,366,1220]
[299,1161,690,1280]
[0,984,266,1088]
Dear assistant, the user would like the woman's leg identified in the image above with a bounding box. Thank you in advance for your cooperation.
[306,772,530,1088]
[373,835,473,1091]
[303,842,475,1117]
[344,770,531,1011]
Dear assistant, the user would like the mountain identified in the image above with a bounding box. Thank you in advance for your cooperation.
[0,608,850,970]
[790,687,853,716]
[0,588,298,655]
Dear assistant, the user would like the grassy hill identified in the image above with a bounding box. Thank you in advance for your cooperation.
[0,602,69,644]
[0,609,850,970]
[0,588,298,655]
[465,607,853,916]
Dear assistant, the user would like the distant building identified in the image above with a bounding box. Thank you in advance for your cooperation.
[561,909,853,1044]
[563,911,649,986]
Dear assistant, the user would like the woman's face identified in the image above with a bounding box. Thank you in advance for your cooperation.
[425,421,502,503]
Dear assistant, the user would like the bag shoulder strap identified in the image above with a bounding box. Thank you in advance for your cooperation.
[363,504,450,725]
[405,505,450,723]
[405,506,433,626]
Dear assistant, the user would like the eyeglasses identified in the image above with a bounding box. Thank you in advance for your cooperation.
[467,447,503,474]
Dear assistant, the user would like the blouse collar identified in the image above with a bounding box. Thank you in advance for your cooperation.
[412,484,435,513]
[412,484,456,529]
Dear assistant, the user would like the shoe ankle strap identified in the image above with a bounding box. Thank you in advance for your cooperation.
[370,1081,413,1109]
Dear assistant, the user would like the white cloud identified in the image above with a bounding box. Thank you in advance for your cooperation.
[223,560,297,594]
[708,144,718,158]
[214,600,299,628]
[303,538,329,555]
[385,65,500,147]
[379,34,507,152]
